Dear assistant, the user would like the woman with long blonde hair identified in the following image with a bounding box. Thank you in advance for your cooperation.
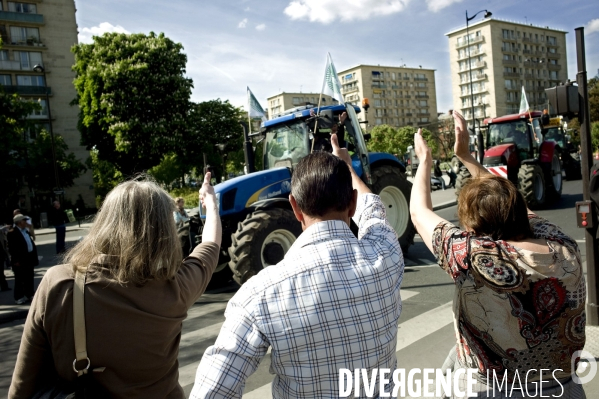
[9,173,221,398]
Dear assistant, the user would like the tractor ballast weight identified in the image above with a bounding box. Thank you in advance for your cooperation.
[196,103,415,286]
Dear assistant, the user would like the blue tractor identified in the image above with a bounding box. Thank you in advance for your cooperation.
[197,102,415,285]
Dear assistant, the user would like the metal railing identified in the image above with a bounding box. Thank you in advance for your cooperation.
[0,85,51,95]
[0,10,44,24]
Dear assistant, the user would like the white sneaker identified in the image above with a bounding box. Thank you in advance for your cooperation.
[15,297,27,305]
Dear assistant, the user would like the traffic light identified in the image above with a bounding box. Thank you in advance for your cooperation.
[545,83,579,117]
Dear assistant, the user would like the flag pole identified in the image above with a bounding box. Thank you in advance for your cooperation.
[311,54,330,153]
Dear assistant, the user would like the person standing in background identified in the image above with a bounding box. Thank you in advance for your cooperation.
[7,215,38,304]
[13,209,35,241]
[174,197,192,257]
[48,201,68,254]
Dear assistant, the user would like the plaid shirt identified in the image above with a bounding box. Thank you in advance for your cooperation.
[191,193,404,399]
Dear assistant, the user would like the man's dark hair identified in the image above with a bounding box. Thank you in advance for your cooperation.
[291,152,353,217]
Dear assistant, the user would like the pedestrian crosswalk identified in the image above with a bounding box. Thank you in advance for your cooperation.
[175,288,455,397]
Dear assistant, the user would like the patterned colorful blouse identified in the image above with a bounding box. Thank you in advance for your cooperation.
[432,214,586,381]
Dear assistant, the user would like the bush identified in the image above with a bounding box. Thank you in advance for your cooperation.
[169,187,199,208]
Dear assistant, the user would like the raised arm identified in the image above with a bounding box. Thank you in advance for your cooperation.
[409,129,446,253]
[331,133,371,196]
[453,110,490,178]
[199,172,222,247]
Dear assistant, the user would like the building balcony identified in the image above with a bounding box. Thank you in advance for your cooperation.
[459,88,488,98]
[546,52,560,59]
[459,61,486,72]
[522,37,539,44]
[503,72,520,78]
[391,85,400,89]
[415,95,429,99]
[547,64,561,71]
[404,95,411,99]
[0,85,51,95]
[457,48,485,60]
[0,60,22,70]
[502,59,518,65]
[501,47,519,54]
[524,61,543,68]
[524,73,534,79]
[501,35,518,42]
[4,34,46,47]
[405,113,413,117]
[0,11,44,25]
[506,98,519,104]
[342,86,358,94]
[371,84,387,89]
[456,35,485,48]
[414,77,428,81]
[418,121,428,126]
[459,73,487,85]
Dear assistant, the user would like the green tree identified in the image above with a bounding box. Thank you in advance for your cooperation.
[87,149,123,202]
[0,87,41,211]
[183,100,244,182]
[148,153,184,187]
[72,32,193,176]
[591,122,599,153]
[368,124,437,157]
[589,77,599,123]
[26,130,87,193]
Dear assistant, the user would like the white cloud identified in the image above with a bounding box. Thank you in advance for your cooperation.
[283,0,410,24]
[587,18,599,34]
[256,24,266,31]
[78,22,130,44]
[238,18,248,28]
[425,0,463,13]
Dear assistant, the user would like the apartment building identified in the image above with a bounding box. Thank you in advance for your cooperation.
[0,0,94,211]
[266,92,338,119]
[337,64,438,130]
[446,18,568,128]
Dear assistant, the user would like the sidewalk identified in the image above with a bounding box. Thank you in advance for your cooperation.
[0,220,93,324]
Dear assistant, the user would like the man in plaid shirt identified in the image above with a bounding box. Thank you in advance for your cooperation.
[191,134,405,398]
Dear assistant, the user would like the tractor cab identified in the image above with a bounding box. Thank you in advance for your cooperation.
[261,103,372,182]
[485,113,544,165]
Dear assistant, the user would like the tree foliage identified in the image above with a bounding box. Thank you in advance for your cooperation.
[72,32,193,176]
[589,77,599,123]
[0,87,41,208]
[183,100,244,182]
[368,124,437,157]
[148,153,184,187]
[26,131,87,193]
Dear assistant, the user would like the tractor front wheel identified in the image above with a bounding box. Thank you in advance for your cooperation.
[518,164,546,209]
[228,208,301,285]
[454,167,472,198]
[371,166,415,253]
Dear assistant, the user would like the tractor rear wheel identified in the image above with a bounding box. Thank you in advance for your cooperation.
[228,208,301,285]
[546,153,563,202]
[371,166,415,253]
[518,164,546,209]
[454,167,472,198]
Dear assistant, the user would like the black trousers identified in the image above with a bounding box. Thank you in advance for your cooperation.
[12,259,35,300]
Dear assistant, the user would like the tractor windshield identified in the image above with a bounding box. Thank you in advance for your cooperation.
[488,120,531,159]
[544,127,566,148]
[263,120,309,169]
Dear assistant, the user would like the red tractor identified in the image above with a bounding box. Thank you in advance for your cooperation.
[455,111,563,209]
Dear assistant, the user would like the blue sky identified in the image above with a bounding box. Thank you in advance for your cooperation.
[74,0,598,114]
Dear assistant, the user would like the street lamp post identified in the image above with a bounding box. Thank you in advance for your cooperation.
[465,9,492,132]
[32,64,60,193]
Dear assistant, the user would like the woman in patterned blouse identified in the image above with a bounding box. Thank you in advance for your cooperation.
[409,111,586,398]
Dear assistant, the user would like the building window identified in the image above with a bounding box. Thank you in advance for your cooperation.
[547,36,557,46]
[29,99,48,117]
[8,2,37,13]
[17,75,45,86]
[9,26,39,44]
[0,74,11,85]
[14,51,43,70]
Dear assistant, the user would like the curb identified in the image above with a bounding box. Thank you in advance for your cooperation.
[0,308,29,324]
[433,201,457,211]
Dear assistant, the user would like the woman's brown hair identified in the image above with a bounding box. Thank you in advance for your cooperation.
[457,174,532,241]
[65,177,182,285]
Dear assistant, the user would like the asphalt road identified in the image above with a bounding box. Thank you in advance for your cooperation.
[0,179,594,397]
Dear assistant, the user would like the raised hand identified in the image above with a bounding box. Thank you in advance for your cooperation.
[331,133,352,165]
[199,172,216,209]
[413,128,431,162]
[452,111,470,159]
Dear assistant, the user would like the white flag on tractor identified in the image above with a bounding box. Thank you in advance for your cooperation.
[247,86,266,121]
[321,53,344,105]
[519,86,530,114]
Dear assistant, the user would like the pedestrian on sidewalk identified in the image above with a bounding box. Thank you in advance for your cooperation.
[48,201,69,254]
[191,134,404,398]
[9,174,221,399]
[433,159,446,190]
[7,215,38,304]
[409,111,585,397]
[13,209,35,241]
[0,225,11,291]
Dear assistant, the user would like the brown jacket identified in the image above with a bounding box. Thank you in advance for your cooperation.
[9,242,219,399]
